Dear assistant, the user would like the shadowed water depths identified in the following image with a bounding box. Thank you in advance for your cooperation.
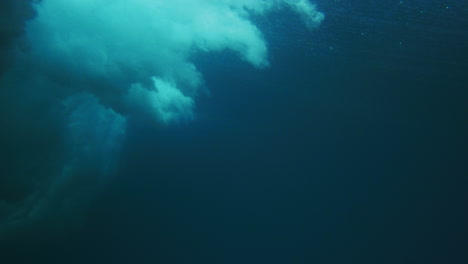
[1,0,467,263]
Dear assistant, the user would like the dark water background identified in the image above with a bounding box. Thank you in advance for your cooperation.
[2,0,468,263]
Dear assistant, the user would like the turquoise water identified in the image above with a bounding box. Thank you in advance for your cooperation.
[0,0,467,263]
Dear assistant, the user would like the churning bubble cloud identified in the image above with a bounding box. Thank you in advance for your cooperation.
[27,0,324,123]
[0,0,323,235]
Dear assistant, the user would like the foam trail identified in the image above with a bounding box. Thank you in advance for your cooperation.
[127,78,195,124]
[0,93,126,237]
[285,0,325,29]
[25,0,324,122]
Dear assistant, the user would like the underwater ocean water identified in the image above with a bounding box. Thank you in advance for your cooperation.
[0,0,467,263]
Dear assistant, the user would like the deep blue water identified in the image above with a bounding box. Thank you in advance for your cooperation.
[1,0,467,263]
